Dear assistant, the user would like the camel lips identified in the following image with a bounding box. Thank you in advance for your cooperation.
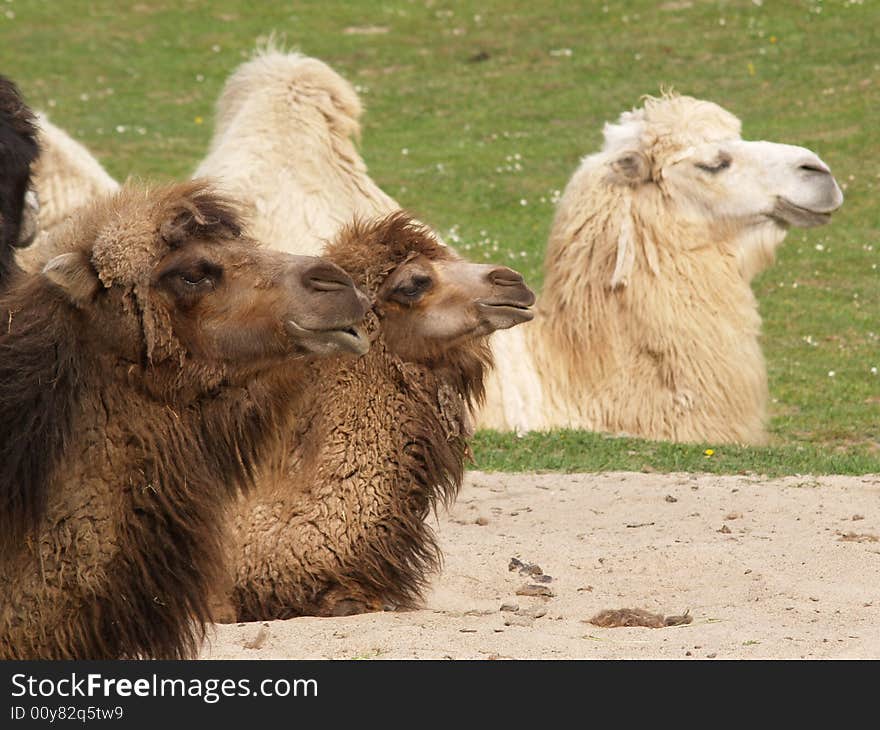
[286,319,370,356]
[478,301,535,322]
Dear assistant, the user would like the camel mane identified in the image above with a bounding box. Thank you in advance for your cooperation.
[0,277,80,545]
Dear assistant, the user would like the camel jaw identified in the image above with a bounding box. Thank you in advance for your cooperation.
[477,301,535,331]
[285,319,370,356]
[770,197,837,229]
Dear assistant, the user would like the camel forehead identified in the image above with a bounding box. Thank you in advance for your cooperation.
[603,95,742,159]
[87,191,166,286]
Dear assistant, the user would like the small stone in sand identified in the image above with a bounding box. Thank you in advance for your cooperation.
[509,557,544,576]
[838,531,878,543]
[516,583,555,598]
[523,607,548,619]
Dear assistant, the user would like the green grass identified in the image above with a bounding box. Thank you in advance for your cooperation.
[2,0,877,474]
[471,430,878,477]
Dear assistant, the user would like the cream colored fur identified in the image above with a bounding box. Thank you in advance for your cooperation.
[193,47,399,256]
[31,113,120,231]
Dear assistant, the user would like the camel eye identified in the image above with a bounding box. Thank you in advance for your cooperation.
[695,155,732,174]
[162,260,222,300]
[180,271,210,287]
[393,274,432,301]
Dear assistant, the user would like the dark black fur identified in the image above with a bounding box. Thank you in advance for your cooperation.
[0,75,39,283]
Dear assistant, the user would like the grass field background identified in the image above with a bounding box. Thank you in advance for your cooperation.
[1,0,877,474]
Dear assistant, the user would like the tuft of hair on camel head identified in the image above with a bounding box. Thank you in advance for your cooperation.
[0,74,40,256]
[322,211,536,362]
[322,211,450,295]
[599,91,843,232]
[33,179,371,371]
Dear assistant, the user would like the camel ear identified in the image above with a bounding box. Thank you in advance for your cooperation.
[609,149,651,185]
[42,251,101,305]
[610,193,637,289]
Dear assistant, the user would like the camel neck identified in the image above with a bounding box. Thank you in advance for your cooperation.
[229,342,480,619]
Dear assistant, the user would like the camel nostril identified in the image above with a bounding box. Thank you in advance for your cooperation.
[489,267,525,287]
[799,162,830,175]
[302,261,354,293]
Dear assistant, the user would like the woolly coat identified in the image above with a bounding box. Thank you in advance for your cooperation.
[194,47,398,257]
[0,183,302,659]
[31,114,120,232]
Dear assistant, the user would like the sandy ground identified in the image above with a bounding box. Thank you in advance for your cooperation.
[201,471,880,660]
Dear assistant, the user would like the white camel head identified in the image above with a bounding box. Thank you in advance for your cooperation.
[601,94,843,281]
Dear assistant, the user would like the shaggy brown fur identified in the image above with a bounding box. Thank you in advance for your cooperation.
[0,75,39,282]
[0,180,367,659]
[226,213,500,620]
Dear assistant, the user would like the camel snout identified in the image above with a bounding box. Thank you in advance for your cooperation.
[281,256,371,356]
[792,152,844,213]
[300,258,372,313]
[488,266,536,308]
[488,266,525,287]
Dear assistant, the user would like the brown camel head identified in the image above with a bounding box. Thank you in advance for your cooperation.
[37,180,370,393]
[325,212,535,363]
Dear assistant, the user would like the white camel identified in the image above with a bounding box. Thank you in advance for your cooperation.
[481,93,843,443]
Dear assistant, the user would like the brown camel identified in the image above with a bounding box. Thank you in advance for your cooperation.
[222,212,535,621]
[0,75,39,283]
[0,180,370,659]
